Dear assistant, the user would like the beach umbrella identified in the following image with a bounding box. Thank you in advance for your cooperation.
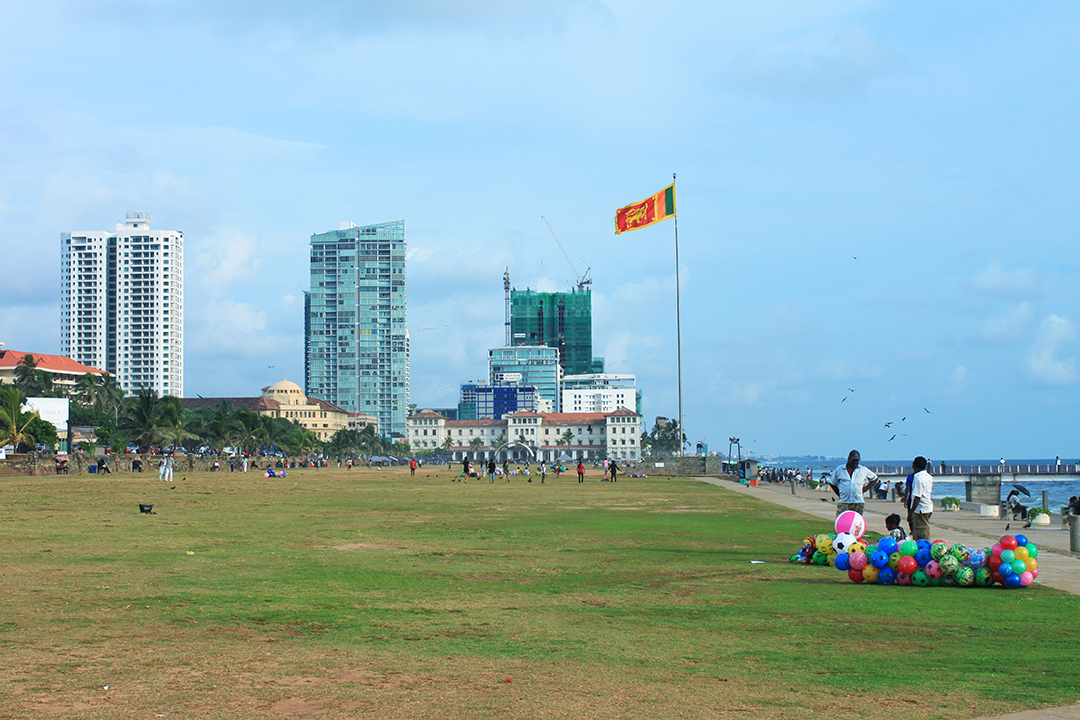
[1012,484,1031,497]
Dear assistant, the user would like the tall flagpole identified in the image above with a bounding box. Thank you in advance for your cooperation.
[673,172,683,456]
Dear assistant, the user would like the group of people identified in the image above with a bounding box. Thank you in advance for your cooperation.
[828,450,935,541]
[454,457,620,484]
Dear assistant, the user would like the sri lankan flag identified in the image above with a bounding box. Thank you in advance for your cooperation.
[615,183,676,235]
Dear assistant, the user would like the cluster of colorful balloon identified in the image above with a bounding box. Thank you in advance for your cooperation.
[788,511,1040,588]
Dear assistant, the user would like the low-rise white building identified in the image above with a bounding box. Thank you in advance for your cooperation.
[561,373,637,414]
[407,407,640,463]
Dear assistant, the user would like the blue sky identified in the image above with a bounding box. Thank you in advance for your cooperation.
[1,1,1077,459]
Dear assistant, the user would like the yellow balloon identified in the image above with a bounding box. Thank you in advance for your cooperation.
[1014,546,1029,560]
[862,565,880,583]
[1025,557,1038,572]
[849,541,866,555]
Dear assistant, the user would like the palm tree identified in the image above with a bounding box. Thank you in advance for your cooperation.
[13,354,38,392]
[73,374,99,409]
[557,429,574,446]
[234,409,268,455]
[122,388,167,452]
[0,387,38,451]
[160,396,198,452]
[202,401,239,456]
[94,375,126,423]
[469,436,484,459]
[358,424,383,458]
[441,435,455,452]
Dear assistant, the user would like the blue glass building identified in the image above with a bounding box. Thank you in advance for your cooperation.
[458,381,539,420]
[488,346,560,412]
[306,221,409,438]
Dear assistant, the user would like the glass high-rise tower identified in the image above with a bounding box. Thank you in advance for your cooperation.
[306,220,409,438]
[510,288,598,376]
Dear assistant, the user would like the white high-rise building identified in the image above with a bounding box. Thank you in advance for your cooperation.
[61,212,184,396]
[561,373,637,414]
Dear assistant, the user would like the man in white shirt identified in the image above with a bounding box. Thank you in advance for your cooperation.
[829,449,878,517]
[907,456,934,540]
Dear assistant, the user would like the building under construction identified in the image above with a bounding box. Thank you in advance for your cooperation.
[509,288,602,377]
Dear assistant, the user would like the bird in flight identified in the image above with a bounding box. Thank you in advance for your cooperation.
[841,397,847,404]
[924,407,932,414]
[884,422,893,428]
[901,417,906,422]
[888,434,896,442]
[848,388,856,393]
[269,364,276,368]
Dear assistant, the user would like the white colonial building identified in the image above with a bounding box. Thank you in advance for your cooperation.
[407,407,641,463]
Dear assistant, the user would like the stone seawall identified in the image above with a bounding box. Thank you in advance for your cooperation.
[643,456,728,477]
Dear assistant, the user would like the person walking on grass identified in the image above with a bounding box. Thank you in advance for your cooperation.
[577,460,585,483]
[503,460,510,483]
[488,458,497,483]
[540,461,547,484]
[610,462,618,483]
[828,449,876,517]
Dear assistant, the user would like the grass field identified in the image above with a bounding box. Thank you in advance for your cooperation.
[2,465,1078,719]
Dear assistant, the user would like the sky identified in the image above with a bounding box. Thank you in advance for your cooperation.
[1,1,1078,461]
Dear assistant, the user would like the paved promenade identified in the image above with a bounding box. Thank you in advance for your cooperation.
[696,477,1080,595]
[696,476,1080,720]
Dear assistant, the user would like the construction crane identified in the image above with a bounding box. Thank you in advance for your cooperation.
[504,267,511,347]
[541,216,592,292]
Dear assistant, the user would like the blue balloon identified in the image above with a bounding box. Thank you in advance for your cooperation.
[915,548,932,567]
[916,539,932,550]
[834,553,851,571]
[877,567,897,585]
[998,560,1015,577]
[870,550,889,569]
[877,537,898,555]
[1014,534,1028,547]
[1004,573,1023,588]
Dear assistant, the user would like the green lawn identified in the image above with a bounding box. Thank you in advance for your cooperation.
[1,466,1077,719]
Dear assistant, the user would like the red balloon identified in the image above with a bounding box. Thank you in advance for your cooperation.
[848,568,865,583]
[991,543,1003,557]
[897,556,917,575]
[991,571,1005,584]
[989,556,1002,571]
[1000,535,1018,551]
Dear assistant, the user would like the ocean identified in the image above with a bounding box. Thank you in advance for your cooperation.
[781,458,1080,512]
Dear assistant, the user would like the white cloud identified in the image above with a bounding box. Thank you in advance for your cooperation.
[190,299,276,358]
[1025,315,1077,385]
[190,228,261,292]
[978,302,1035,343]
[967,265,1040,300]
[949,365,968,393]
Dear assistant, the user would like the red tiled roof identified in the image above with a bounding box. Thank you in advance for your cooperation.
[310,397,349,414]
[445,418,506,428]
[538,413,608,425]
[0,350,109,376]
[180,397,279,412]
[408,409,447,420]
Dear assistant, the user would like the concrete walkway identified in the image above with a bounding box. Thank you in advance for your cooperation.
[696,476,1080,596]
[696,477,1080,720]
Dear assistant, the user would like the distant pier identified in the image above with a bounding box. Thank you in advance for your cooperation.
[868,464,1080,483]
